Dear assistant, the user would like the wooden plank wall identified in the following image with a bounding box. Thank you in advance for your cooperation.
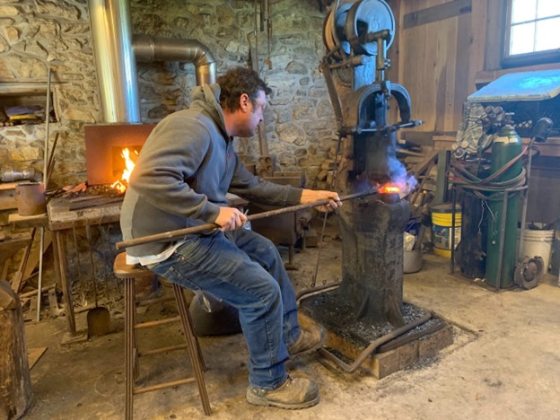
[388,0,486,137]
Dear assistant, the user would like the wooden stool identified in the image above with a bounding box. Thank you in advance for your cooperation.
[113,252,211,419]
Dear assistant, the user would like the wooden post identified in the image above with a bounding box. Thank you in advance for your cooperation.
[0,280,33,419]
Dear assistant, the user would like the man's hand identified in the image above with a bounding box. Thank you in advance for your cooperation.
[300,189,342,212]
[214,207,248,231]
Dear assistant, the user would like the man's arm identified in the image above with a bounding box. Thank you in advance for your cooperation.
[299,189,342,211]
[229,154,341,211]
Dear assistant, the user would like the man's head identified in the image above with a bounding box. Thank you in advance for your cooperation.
[217,67,272,137]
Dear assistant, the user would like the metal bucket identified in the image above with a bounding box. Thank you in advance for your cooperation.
[15,182,46,216]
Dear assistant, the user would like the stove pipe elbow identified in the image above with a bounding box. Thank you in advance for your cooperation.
[132,34,217,85]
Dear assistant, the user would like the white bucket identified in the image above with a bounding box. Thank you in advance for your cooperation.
[518,229,554,271]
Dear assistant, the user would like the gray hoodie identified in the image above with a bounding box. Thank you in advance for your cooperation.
[120,83,302,258]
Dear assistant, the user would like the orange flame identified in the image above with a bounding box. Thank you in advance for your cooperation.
[111,147,137,193]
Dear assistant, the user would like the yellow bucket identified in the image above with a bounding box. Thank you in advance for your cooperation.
[431,205,462,258]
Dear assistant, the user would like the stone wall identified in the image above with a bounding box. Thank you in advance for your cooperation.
[0,0,337,189]
[0,0,100,187]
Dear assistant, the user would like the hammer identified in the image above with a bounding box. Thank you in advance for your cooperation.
[115,189,377,250]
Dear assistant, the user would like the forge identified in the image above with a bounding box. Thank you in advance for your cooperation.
[299,0,452,377]
[84,123,155,187]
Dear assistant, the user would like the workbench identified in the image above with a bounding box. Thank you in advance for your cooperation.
[47,197,121,335]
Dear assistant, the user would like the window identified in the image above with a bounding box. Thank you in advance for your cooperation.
[503,0,560,67]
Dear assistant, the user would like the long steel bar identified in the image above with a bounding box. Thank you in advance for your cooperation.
[116,190,377,250]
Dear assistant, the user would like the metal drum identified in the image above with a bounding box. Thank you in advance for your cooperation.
[15,182,46,216]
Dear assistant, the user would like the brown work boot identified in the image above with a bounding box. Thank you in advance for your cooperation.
[288,324,325,357]
[246,375,320,409]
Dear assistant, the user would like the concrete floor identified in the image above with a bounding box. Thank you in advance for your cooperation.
[22,232,560,419]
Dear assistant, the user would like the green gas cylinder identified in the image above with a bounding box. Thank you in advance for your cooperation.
[485,125,523,288]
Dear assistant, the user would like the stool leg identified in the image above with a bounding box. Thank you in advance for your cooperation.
[173,285,211,416]
[130,280,140,381]
[124,277,135,420]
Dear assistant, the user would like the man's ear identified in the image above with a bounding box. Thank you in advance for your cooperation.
[239,93,251,112]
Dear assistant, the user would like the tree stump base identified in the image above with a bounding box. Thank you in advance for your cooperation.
[0,280,33,419]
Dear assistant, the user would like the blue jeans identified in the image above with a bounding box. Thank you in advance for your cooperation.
[151,229,301,389]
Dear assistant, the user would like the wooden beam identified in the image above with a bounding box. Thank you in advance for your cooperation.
[0,280,33,417]
[468,0,489,93]
[484,0,506,71]
[404,0,472,29]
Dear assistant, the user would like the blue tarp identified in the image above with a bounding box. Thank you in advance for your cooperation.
[467,69,560,102]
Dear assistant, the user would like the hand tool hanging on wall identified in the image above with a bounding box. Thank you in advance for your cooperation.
[116,190,377,250]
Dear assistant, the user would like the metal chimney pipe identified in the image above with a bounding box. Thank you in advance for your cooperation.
[133,34,217,85]
[88,0,141,123]
[88,0,217,122]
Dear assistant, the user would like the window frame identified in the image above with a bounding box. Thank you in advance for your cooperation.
[502,0,560,68]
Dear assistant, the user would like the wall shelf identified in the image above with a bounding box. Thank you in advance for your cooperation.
[0,82,58,126]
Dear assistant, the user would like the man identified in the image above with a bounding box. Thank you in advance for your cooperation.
[120,67,341,409]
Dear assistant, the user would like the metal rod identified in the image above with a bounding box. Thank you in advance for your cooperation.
[71,224,86,305]
[517,142,533,260]
[318,313,432,373]
[296,282,341,303]
[42,65,52,186]
[495,190,510,290]
[46,132,59,186]
[116,190,377,250]
[450,186,457,274]
[85,222,99,307]
[311,133,344,288]
[36,227,45,322]
[311,212,329,288]
[36,65,52,321]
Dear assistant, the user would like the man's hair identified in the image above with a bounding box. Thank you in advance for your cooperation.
[217,67,272,112]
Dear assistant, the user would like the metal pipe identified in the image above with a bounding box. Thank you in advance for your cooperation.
[133,34,216,85]
[116,190,377,250]
[89,0,217,122]
[89,0,140,123]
